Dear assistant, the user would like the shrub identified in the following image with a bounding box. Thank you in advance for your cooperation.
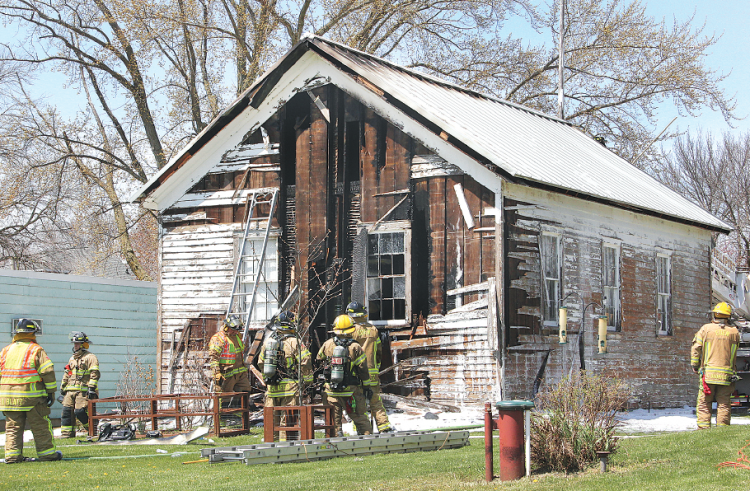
[531,370,630,473]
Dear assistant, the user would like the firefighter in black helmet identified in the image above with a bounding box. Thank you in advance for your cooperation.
[316,315,372,436]
[258,311,312,441]
[60,331,100,438]
[348,301,394,432]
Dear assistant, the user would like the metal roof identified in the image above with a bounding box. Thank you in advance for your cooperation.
[133,35,730,233]
[310,37,730,233]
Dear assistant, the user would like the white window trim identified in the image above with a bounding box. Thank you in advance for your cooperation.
[656,253,672,336]
[365,228,412,328]
[602,242,621,331]
[541,232,562,327]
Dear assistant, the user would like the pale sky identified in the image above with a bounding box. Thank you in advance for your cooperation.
[6,1,746,140]
[643,0,750,136]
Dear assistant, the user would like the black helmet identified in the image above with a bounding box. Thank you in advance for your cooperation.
[14,318,39,334]
[346,301,367,318]
[275,310,297,332]
[224,314,244,330]
[69,331,90,344]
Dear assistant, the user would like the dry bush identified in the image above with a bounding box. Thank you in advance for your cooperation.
[531,371,630,473]
[115,353,156,415]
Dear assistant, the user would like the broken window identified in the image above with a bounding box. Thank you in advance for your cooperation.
[656,254,672,335]
[367,231,408,323]
[541,234,561,326]
[602,244,621,331]
[239,236,279,322]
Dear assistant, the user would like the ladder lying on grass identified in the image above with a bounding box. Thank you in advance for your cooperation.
[226,189,279,344]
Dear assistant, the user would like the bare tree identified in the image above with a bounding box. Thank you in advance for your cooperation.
[656,131,750,268]
[412,0,737,164]
[0,0,737,278]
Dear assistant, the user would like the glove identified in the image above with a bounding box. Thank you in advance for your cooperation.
[47,393,55,407]
[60,389,68,396]
[213,371,224,385]
[87,387,98,400]
[363,387,373,401]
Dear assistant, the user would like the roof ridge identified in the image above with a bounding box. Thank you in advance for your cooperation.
[305,35,573,127]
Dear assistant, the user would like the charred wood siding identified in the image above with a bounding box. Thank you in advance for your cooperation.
[500,183,713,408]
[416,173,496,316]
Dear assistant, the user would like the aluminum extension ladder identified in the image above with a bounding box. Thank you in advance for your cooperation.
[226,189,279,344]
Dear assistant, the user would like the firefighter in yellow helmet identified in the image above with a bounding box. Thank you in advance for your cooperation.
[60,331,100,438]
[691,302,740,428]
[208,315,252,394]
[258,311,313,441]
[0,319,62,463]
[316,314,373,436]
[348,301,394,433]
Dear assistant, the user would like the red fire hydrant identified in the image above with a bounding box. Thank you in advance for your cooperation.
[485,400,534,481]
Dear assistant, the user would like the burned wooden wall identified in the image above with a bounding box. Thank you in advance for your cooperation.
[500,183,712,408]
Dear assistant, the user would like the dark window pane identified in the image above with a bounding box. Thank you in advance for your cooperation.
[382,300,393,319]
[380,255,392,275]
[382,278,393,298]
[394,299,406,319]
[368,235,379,255]
[369,300,382,320]
[367,256,379,277]
[393,254,404,275]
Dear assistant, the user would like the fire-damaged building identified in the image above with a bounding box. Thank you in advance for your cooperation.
[131,35,731,409]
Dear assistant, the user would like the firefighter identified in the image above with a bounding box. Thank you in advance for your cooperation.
[316,314,373,437]
[348,301,394,433]
[0,319,62,463]
[60,331,100,438]
[208,314,252,395]
[258,311,313,441]
[691,302,741,428]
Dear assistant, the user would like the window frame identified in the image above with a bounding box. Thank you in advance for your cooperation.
[656,253,672,336]
[540,232,562,327]
[602,242,622,331]
[364,226,412,328]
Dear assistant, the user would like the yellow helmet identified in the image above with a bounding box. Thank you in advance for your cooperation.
[333,315,355,335]
[712,302,732,318]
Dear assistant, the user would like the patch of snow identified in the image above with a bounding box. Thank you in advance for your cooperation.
[342,405,750,435]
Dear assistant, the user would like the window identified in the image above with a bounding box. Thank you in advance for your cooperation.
[656,254,672,335]
[541,234,561,326]
[239,236,279,322]
[367,231,408,323]
[602,244,621,331]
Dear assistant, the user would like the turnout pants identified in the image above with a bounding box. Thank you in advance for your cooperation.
[696,382,734,428]
[353,385,392,432]
[325,392,372,436]
[265,394,299,441]
[3,399,57,463]
[61,391,90,437]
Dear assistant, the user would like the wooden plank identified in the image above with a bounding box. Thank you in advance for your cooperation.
[309,88,328,250]
[447,281,490,296]
[428,177,446,315]
[360,108,379,223]
[295,100,312,309]
[445,176,464,310]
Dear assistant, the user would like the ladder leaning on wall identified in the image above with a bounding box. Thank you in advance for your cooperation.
[226,189,279,345]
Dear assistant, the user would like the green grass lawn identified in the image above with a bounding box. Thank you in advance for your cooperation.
[2,425,750,490]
